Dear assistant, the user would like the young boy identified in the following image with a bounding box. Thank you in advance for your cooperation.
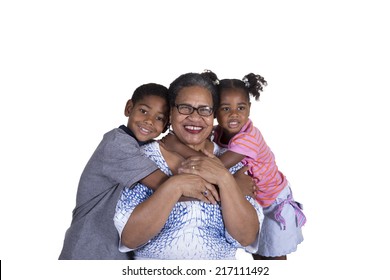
[59,83,170,260]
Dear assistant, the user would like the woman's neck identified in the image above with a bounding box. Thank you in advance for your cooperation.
[188,139,214,153]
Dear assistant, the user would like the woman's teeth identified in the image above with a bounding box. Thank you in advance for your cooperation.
[184,125,202,131]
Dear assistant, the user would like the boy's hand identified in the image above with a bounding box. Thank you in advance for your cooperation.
[159,133,179,152]
[159,133,203,159]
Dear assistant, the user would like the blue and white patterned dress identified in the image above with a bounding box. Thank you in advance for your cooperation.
[114,141,263,260]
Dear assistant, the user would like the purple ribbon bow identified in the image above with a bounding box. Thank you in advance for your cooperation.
[274,194,306,230]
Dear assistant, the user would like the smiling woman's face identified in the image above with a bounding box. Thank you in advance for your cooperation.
[170,86,214,150]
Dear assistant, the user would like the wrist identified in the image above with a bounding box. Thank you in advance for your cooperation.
[217,170,235,187]
[159,176,183,198]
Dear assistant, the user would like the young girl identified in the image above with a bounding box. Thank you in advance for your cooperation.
[212,72,306,260]
[161,70,306,259]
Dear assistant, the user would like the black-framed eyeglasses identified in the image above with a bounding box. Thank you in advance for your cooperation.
[175,104,214,117]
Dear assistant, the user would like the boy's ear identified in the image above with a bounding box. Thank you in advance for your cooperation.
[124,100,133,116]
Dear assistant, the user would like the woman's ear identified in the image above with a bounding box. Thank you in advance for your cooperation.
[162,122,170,133]
[161,115,171,133]
[124,100,133,116]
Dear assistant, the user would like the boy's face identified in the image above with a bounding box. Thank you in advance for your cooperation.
[125,95,169,142]
[216,89,250,137]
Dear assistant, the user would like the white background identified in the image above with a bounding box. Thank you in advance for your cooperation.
[1,0,389,279]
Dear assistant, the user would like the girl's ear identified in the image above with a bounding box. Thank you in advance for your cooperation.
[124,100,134,116]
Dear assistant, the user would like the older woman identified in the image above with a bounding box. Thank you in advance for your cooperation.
[114,72,263,259]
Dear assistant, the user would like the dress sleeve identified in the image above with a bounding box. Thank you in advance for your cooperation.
[113,183,153,252]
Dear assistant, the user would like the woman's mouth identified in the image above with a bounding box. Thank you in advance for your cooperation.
[184,125,203,134]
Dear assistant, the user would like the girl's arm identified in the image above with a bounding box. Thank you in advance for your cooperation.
[233,166,256,197]
[219,151,255,198]
[218,150,246,168]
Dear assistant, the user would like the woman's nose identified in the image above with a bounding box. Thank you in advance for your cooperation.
[188,110,202,119]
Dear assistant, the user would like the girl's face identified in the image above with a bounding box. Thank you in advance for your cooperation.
[170,86,214,150]
[216,89,250,137]
[125,95,169,142]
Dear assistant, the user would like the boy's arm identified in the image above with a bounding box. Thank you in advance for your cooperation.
[139,136,191,189]
[159,133,202,158]
[161,134,246,165]
[161,134,246,172]
[139,169,168,191]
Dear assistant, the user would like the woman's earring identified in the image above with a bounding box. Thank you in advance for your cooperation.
[162,123,171,134]
[208,129,214,140]
[168,124,174,135]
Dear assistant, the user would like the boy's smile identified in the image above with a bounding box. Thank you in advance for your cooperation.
[126,95,169,142]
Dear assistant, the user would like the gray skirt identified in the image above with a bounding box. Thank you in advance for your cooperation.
[255,184,306,257]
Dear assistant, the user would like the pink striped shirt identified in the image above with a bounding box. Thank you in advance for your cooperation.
[214,119,287,207]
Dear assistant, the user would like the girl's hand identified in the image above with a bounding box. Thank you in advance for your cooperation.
[233,166,256,198]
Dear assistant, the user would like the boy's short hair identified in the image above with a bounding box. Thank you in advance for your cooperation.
[131,83,170,133]
[131,83,169,106]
